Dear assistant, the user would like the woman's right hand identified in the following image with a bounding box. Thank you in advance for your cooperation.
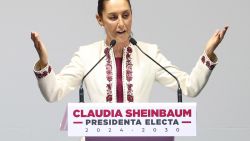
[31,32,48,70]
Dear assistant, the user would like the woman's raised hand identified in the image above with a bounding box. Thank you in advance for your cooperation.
[31,32,48,70]
[205,26,229,57]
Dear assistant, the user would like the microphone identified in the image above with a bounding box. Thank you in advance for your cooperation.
[79,40,116,102]
[129,38,183,102]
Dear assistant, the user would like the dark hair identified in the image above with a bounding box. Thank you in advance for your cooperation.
[98,0,132,17]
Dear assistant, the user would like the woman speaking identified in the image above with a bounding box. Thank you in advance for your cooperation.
[31,0,228,140]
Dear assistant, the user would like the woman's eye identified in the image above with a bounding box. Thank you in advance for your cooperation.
[123,14,129,19]
[109,16,117,20]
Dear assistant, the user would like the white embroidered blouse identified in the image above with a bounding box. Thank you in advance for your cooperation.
[34,41,217,103]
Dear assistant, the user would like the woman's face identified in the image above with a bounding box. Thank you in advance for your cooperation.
[97,0,132,44]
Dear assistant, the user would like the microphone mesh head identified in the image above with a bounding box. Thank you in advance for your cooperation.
[110,40,116,47]
[129,38,137,45]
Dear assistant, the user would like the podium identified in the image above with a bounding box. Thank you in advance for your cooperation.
[60,103,196,137]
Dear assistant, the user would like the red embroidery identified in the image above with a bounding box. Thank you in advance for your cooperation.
[48,66,52,73]
[105,46,134,102]
[201,55,215,70]
[34,66,52,79]
[106,95,112,102]
[126,46,134,102]
[127,47,132,53]
[105,47,113,102]
[127,94,134,102]
[210,64,215,70]
[201,56,205,64]
[206,61,210,68]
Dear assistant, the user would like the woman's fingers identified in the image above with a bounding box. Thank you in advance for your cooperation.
[205,26,229,54]
[31,32,42,51]
[31,32,49,68]
[219,26,229,39]
[213,29,220,37]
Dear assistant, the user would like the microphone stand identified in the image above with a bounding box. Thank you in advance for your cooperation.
[130,38,182,102]
[79,40,116,103]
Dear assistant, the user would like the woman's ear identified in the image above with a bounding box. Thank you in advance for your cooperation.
[96,14,104,27]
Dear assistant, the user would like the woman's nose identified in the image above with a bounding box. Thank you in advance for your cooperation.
[117,17,125,28]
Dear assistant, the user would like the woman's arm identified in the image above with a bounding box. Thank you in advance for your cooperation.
[155,26,229,97]
[31,32,84,102]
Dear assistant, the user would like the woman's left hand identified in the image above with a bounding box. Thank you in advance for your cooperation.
[205,26,229,56]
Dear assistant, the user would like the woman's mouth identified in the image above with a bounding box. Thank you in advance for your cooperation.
[116,31,126,35]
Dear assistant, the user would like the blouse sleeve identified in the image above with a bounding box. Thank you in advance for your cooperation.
[33,47,85,102]
[154,45,217,97]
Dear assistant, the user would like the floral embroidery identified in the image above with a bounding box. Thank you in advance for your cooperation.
[105,45,134,102]
[206,61,210,67]
[201,54,216,70]
[127,94,134,102]
[126,46,134,102]
[106,94,112,102]
[34,66,52,79]
[105,47,113,102]
[209,64,215,70]
[201,56,205,64]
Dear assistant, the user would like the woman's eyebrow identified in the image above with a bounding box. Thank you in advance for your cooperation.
[107,9,130,15]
